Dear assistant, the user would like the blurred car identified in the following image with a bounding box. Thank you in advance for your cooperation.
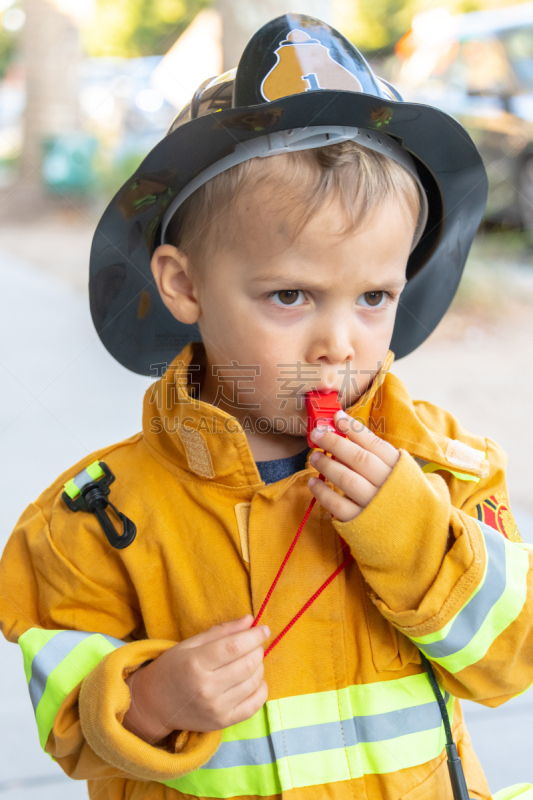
[80,55,176,160]
[394,3,533,237]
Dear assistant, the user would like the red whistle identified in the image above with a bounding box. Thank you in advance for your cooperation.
[305,390,347,450]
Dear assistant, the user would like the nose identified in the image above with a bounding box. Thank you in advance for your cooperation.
[305,323,355,373]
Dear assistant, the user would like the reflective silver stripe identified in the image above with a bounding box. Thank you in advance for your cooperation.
[28,631,124,711]
[419,522,505,659]
[72,468,95,492]
[202,694,449,769]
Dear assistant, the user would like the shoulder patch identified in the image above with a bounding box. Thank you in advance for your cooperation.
[445,439,490,478]
[476,488,523,543]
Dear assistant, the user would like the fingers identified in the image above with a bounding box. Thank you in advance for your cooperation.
[152,617,269,735]
[309,428,386,487]
[199,622,270,672]
[220,654,265,709]
[308,475,363,523]
[334,414,400,469]
[227,677,269,727]
[309,450,378,507]
[193,624,269,728]
[217,638,265,692]
[309,419,399,490]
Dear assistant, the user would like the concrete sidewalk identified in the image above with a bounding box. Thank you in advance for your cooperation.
[0,251,148,798]
[0,249,532,796]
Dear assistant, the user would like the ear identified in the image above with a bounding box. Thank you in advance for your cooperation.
[150,244,201,325]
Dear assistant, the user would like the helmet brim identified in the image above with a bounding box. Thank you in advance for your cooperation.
[89,89,487,375]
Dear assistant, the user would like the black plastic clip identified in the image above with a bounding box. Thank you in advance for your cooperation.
[62,461,136,549]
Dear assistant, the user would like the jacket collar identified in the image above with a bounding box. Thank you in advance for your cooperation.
[142,342,484,494]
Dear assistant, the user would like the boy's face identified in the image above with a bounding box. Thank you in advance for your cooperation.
[152,187,415,443]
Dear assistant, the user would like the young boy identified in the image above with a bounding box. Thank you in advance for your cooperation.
[1,13,532,800]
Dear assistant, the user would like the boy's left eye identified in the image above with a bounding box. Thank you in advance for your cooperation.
[269,290,306,307]
[356,291,391,309]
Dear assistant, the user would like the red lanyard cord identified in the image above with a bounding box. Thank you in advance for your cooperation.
[251,454,355,658]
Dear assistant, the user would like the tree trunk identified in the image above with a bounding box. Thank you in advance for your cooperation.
[217,0,332,72]
[20,0,81,183]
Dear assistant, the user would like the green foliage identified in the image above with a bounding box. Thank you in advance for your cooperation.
[83,0,209,57]
[456,0,482,12]
[343,0,486,57]
[0,25,18,79]
[91,148,145,203]
[350,0,419,54]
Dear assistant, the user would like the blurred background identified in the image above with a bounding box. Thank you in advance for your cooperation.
[1,0,533,797]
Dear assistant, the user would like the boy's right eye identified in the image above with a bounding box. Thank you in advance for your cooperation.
[269,290,307,307]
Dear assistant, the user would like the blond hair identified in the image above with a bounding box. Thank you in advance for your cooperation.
[166,140,420,272]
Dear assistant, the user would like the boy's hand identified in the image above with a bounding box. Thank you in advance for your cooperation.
[123,615,269,743]
[307,412,400,523]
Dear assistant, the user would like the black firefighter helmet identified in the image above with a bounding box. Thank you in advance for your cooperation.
[89,13,488,376]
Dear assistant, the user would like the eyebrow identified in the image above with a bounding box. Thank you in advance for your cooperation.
[252,274,408,290]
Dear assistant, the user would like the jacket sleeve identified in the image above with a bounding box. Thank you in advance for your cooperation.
[331,437,533,707]
[0,497,222,782]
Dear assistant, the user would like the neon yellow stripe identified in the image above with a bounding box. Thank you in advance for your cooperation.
[267,675,449,725]
[164,730,449,796]
[275,674,437,730]
[86,461,104,480]
[281,745,352,789]
[63,461,104,499]
[357,693,452,776]
[18,628,62,685]
[63,478,79,499]
[164,762,280,797]
[421,463,480,483]
[493,784,533,800]
[34,634,117,749]
[348,673,436,713]
[423,540,529,673]
[221,708,269,742]
[162,683,453,797]
[163,694,453,796]
[224,674,438,745]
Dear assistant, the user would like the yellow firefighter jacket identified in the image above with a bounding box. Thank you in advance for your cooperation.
[0,341,531,800]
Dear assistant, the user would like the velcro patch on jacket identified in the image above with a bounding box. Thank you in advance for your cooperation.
[476,488,522,543]
[176,425,215,479]
[445,439,490,478]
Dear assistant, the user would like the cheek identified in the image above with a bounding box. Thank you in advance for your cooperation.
[252,342,305,396]
[359,310,397,346]
[255,346,286,386]
[199,290,249,343]
[206,291,264,337]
